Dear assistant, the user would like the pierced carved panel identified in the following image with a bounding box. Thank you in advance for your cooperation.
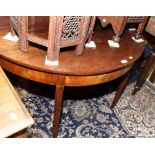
[127,16,145,20]
[61,16,82,40]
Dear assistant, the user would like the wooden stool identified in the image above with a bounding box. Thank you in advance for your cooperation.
[97,16,148,42]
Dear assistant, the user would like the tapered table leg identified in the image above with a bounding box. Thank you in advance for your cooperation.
[132,52,155,95]
[150,67,155,83]
[111,72,130,108]
[53,84,64,138]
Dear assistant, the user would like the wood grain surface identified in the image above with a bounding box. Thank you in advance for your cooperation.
[0,67,34,138]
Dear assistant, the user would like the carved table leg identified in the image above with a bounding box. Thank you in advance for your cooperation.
[112,35,121,43]
[111,72,130,108]
[134,32,141,40]
[18,16,28,52]
[132,51,155,95]
[10,21,16,36]
[53,75,65,138]
[112,17,127,43]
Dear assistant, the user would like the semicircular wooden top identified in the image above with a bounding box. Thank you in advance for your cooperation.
[0,17,145,76]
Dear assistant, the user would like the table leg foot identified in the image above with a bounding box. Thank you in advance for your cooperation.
[150,67,155,83]
[132,86,140,95]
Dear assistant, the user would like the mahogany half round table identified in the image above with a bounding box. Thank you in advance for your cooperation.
[0,21,145,137]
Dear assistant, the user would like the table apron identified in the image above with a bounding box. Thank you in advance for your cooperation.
[0,58,131,87]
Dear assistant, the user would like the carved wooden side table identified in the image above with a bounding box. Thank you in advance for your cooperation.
[98,16,148,42]
[9,16,95,64]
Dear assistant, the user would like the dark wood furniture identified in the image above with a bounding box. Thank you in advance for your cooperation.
[10,16,95,63]
[98,16,148,42]
[133,17,155,95]
[132,50,155,95]
[147,17,155,83]
[0,17,145,137]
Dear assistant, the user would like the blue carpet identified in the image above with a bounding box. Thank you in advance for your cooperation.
[23,94,134,138]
